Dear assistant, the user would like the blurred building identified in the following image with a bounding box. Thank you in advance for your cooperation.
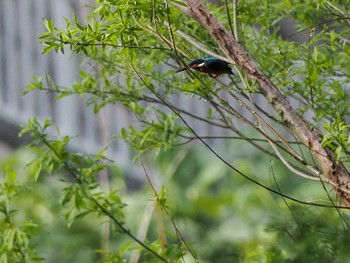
[0,0,133,165]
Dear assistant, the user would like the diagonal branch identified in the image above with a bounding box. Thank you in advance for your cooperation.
[179,0,350,206]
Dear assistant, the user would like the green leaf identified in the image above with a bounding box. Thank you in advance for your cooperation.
[43,18,54,34]
[41,45,56,54]
[121,128,128,139]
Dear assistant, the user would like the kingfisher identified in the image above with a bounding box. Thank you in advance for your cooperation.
[176,58,234,79]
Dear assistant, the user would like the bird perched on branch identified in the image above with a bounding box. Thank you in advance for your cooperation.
[176,58,234,79]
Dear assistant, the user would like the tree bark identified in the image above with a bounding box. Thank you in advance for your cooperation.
[180,0,350,206]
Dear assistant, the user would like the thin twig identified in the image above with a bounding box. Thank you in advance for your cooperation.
[269,159,303,238]
[175,29,233,64]
[233,0,239,42]
[59,39,171,51]
[141,162,199,262]
[284,17,347,40]
[224,0,235,37]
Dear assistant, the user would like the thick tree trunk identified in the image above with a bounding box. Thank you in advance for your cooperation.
[180,0,350,206]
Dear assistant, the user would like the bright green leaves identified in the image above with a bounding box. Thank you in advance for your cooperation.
[322,117,350,164]
[123,110,186,156]
[19,117,127,232]
[40,18,66,54]
[41,18,63,54]
[41,13,107,56]
[303,32,349,121]
[0,225,39,263]
[272,24,350,125]
[21,118,108,182]
[20,118,70,180]
[240,1,350,132]
[60,182,125,227]
[0,167,40,262]
[43,18,54,34]
[24,76,43,95]
[155,186,168,209]
[39,0,170,59]
[94,0,166,22]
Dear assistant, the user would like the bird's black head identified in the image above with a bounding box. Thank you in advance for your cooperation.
[188,59,205,69]
[175,58,205,73]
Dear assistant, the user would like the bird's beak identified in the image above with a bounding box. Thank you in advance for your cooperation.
[175,67,187,73]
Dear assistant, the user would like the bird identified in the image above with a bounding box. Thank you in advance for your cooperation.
[176,58,233,79]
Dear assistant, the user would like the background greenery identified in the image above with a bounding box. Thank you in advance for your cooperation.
[2,131,349,262]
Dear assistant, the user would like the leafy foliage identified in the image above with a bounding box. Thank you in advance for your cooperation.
[0,165,41,262]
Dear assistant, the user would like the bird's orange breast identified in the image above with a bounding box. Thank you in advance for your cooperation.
[199,68,231,75]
